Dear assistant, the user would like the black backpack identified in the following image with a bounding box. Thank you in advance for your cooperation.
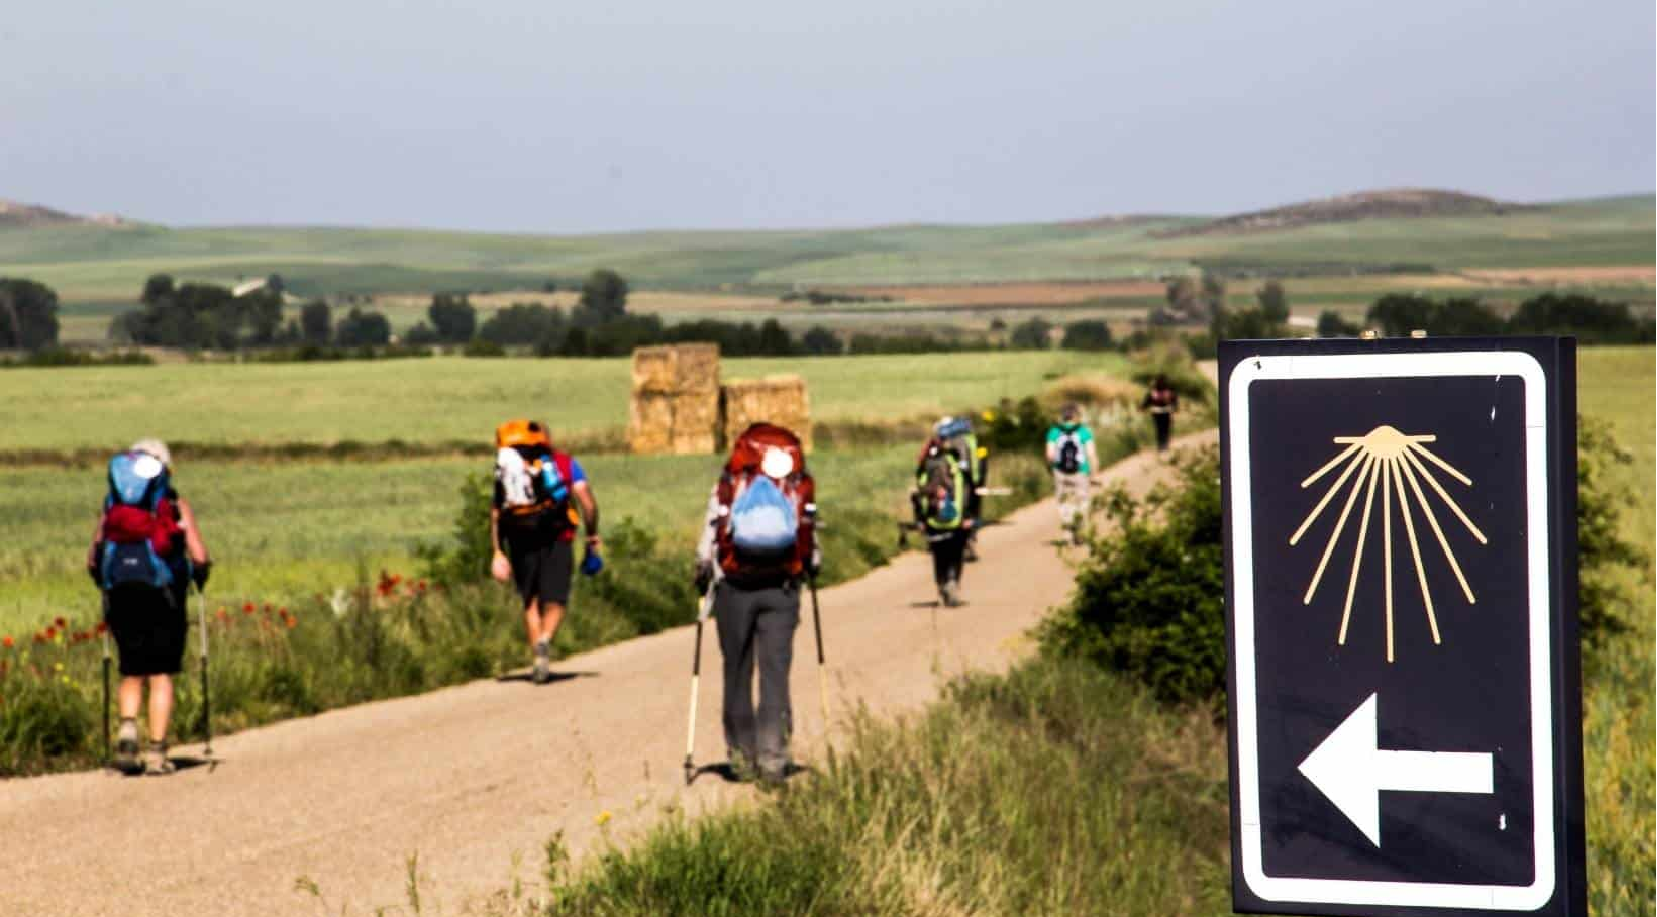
[1055,431,1082,474]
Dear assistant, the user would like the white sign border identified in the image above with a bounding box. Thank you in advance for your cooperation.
[1228,351,1555,910]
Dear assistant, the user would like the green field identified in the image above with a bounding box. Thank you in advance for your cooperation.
[0,349,1140,635]
[4,196,1649,323]
[0,351,1113,452]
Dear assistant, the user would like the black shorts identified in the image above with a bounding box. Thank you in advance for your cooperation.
[105,585,187,676]
[508,538,574,607]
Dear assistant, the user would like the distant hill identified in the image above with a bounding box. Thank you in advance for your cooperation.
[1154,189,1521,238]
[0,191,1649,309]
[0,198,128,229]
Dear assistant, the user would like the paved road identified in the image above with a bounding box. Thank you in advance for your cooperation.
[0,431,1216,917]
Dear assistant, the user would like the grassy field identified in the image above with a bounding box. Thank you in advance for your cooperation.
[0,351,1113,452]
[5,196,1649,315]
[520,345,1654,917]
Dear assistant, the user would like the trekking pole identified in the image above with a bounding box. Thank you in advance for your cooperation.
[197,584,212,759]
[683,585,713,786]
[100,592,111,769]
[808,574,828,732]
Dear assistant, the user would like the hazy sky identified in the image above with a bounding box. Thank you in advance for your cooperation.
[3,0,1652,232]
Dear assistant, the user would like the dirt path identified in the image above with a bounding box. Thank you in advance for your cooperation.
[0,431,1216,917]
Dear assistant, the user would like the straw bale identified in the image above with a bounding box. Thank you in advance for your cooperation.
[721,375,812,452]
[627,392,674,454]
[631,343,720,395]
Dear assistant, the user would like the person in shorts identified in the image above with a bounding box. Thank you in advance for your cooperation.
[489,422,600,684]
[88,439,212,775]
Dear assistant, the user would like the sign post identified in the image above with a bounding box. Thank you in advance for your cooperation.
[1220,337,1585,916]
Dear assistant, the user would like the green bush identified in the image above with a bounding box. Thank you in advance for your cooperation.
[1037,447,1226,705]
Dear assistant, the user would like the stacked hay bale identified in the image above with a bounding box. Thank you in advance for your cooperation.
[720,374,812,452]
[628,343,721,455]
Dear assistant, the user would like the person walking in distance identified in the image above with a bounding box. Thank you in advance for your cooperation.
[694,423,818,784]
[88,439,212,775]
[914,437,972,606]
[489,420,601,685]
[1045,404,1100,545]
[1141,374,1180,455]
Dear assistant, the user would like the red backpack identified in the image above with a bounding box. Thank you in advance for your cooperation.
[715,423,816,578]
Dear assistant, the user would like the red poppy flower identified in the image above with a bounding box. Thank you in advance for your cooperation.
[53,617,66,629]
[2,636,13,648]
[95,622,108,635]
[43,626,57,640]
[242,602,255,613]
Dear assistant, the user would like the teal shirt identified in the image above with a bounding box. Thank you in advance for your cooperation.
[1046,423,1094,474]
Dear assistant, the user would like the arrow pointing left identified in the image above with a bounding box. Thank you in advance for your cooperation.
[1298,692,1494,846]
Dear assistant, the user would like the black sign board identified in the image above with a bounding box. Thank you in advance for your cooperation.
[1220,337,1585,916]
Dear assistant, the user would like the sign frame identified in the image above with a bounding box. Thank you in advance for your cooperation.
[1220,337,1586,917]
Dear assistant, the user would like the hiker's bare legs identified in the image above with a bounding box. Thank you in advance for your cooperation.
[523,599,567,649]
[146,675,173,743]
[118,674,174,742]
[118,676,144,719]
[536,602,566,645]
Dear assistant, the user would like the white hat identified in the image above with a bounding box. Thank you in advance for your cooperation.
[130,438,172,467]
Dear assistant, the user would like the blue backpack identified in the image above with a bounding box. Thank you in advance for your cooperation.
[728,475,800,562]
[98,452,178,591]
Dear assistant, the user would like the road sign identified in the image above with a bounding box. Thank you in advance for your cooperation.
[1220,338,1585,917]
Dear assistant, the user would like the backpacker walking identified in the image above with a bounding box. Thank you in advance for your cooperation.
[913,437,973,606]
[87,439,212,776]
[1046,404,1100,544]
[488,420,601,685]
[693,423,818,784]
[928,415,988,561]
[1141,374,1180,455]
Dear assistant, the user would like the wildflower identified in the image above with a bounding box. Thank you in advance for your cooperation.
[285,617,297,630]
[53,662,64,673]
[594,811,612,827]
[243,602,255,614]
[416,580,428,593]
[43,626,57,641]
[2,636,12,648]
[53,616,66,629]
[95,622,108,636]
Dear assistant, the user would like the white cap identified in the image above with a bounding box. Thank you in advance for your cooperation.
[130,438,172,467]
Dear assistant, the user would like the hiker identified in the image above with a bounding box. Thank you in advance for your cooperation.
[87,439,212,775]
[1045,404,1100,544]
[693,422,818,784]
[929,415,988,560]
[915,437,973,606]
[489,420,601,685]
[1141,374,1180,454]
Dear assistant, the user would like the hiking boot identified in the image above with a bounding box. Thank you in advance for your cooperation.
[114,718,142,775]
[940,581,962,608]
[531,639,550,685]
[144,741,175,776]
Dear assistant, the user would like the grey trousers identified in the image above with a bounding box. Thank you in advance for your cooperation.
[714,581,800,777]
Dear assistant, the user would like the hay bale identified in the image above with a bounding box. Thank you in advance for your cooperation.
[721,375,812,452]
[667,389,720,454]
[673,342,720,393]
[631,342,720,395]
[628,392,674,454]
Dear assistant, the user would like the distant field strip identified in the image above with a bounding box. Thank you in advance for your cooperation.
[0,351,1109,450]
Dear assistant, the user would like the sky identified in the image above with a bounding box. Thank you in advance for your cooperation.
[2,0,1652,233]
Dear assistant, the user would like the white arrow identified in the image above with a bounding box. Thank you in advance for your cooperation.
[1298,692,1494,847]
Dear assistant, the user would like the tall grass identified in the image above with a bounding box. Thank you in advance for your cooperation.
[544,660,1230,917]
